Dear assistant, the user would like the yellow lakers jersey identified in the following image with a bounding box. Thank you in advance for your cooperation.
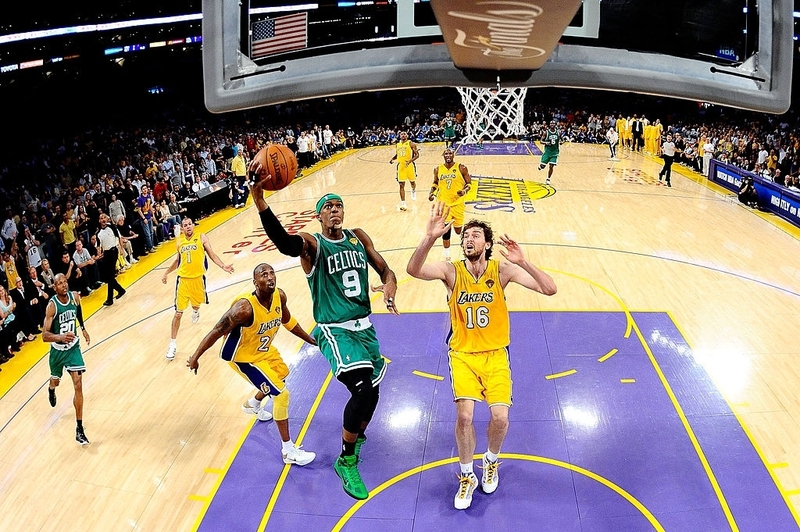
[220,290,282,363]
[177,232,207,278]
[435,163,467,205]
[448,260,509,352]
[396,140,412,164]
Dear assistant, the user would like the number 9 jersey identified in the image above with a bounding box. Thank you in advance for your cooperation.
[307,230,371,325]
[447,260,510,352]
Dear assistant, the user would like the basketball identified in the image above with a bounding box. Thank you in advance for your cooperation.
[252,144,298,191]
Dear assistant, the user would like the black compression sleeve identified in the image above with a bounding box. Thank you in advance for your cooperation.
[76,304,85,329]
[259,207,304,257]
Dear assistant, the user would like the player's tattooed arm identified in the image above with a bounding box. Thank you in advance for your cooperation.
[187,300,254,373]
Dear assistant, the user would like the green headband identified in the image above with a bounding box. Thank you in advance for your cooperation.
[316,193,343,214]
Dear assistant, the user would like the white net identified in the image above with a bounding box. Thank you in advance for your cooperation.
[457,87,528,143]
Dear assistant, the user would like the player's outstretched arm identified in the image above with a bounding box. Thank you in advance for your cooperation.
[406,202,455,284]
[353,228,399,315]
[498,234,557,296]
[187,299,252,373]
[249,179,314,263]
[200,234,234,273]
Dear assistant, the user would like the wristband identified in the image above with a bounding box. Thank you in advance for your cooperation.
[282,316,298,331]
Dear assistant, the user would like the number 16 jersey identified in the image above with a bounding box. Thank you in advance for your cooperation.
[447,259,509,352]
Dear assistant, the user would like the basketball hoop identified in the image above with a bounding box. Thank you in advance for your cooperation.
[457,86,528,143]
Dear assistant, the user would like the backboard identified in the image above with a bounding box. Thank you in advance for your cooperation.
[202,0,793,114]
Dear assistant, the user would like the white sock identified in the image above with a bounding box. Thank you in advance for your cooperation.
[282,440,295,453]
[247,397,261,408]
[169,339,177,347]
[460,462,474,475]
[443,248,451,258]
[486,450,499,462]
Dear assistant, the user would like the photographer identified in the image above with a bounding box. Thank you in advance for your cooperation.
[738,176,759,208]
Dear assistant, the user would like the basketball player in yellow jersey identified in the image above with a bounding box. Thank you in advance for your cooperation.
[161,217,234,361]
[623,116,633,151]
[389,130,419,211]
[187,263,317,465]
[643,123,654,155]
[615,114,626,153]
[406,203,557,510]
[429,147,471,260]
[652,119,664,155]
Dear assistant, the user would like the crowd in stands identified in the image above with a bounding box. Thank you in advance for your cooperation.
[0,89,798,366]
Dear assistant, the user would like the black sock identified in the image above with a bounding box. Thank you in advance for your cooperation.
[77,420,83,431]
[341,439,356,457]
[358,431,366,441]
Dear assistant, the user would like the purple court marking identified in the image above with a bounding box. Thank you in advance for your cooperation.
[455,142,541,156]
[198,312,797,532]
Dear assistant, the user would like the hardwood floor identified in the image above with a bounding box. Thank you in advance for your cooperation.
[1,142,798,531]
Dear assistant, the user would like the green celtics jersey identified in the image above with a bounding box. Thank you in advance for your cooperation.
[51,291,80,350]
[443,118,456,137]
[542,129,560,154]
[307,229,371,324]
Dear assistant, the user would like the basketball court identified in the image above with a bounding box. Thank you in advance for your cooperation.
[1,0,799,529]
[1,139,800,531]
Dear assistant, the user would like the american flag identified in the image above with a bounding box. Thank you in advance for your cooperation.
[251,13,308,60]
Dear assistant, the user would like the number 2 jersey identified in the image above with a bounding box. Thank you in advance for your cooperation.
[307,230,371,325]
[447,259,509,352]
[220,289,282,363]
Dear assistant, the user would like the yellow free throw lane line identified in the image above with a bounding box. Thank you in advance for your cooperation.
[598,348,618,363]
[257,367,335,532]
[189,417,258,531]
[628,315,739,531]
[545,369,577,380]
[412,370,444,381]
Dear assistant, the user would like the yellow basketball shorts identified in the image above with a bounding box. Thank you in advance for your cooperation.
[396,162,417,182]
[448,347,512,407]
[228,350,289,397]
[174,275,208,312]
[445,202,465,228]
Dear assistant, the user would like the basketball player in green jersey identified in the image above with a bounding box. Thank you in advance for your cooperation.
[248,174,399,501]
[538,120,561,185]
[43,273,91,445]
[441,112,457,148]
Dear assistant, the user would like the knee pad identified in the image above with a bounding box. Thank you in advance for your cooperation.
[272,389,290,421]
[361,384,380,425]
[338,367,373,396]
[443,227,452,241]
[339,368,374,433]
